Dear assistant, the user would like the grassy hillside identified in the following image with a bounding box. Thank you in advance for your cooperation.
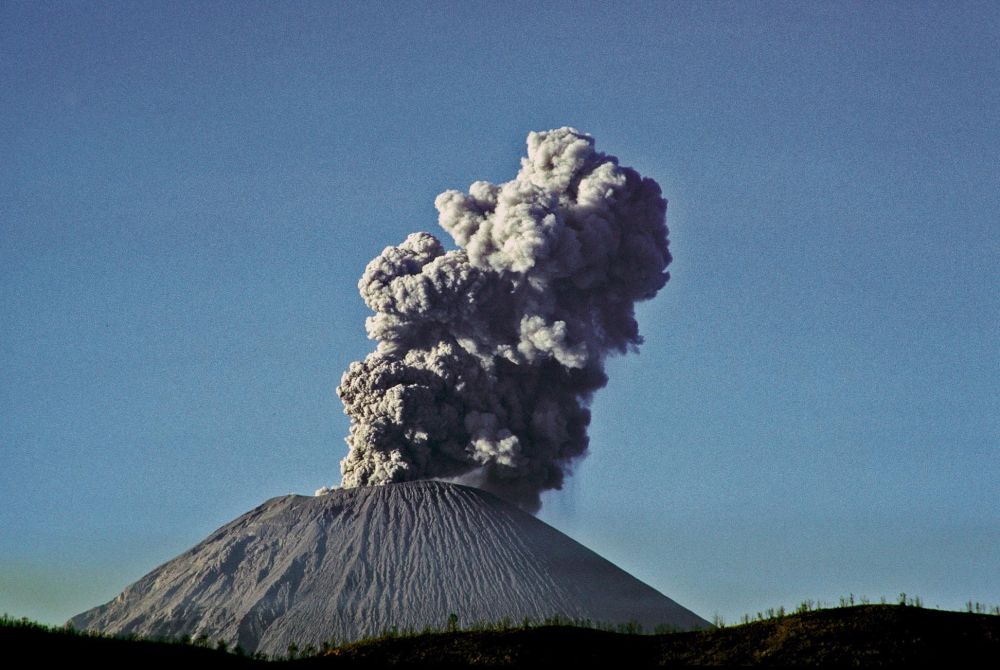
[4,605,998,667]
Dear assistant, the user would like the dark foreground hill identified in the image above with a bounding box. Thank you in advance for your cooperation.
[319,606,1000,667]
[70,481,706,655]
[7,606,999,667]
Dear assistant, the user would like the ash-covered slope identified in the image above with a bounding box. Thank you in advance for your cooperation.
[70,481,707,655]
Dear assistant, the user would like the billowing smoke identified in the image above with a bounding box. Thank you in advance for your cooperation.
[335,128,670,512]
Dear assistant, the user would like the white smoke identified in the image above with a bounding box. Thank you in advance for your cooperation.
[336,128,670,512]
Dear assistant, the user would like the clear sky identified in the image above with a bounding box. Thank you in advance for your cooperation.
[2,1,997,625]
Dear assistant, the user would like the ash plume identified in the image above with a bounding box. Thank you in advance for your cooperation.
[336,128,670,512]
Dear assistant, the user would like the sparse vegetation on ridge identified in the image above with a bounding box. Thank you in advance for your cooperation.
[5,602,1000,666]
[712,593,1000,628]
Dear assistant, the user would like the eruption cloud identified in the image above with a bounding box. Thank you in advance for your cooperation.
[336,128,670,512]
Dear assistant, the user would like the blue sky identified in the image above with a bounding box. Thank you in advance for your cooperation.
[2,1,997,625]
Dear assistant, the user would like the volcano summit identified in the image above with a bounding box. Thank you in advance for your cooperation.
[71,481,707,655]
[71,130,695,656]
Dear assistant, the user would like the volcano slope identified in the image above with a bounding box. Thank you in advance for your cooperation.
[70,481,707,656]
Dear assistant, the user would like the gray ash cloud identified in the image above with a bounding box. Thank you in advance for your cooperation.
[336,128,670,511]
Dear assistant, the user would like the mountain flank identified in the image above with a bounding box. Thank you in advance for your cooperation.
[70,481,707,655]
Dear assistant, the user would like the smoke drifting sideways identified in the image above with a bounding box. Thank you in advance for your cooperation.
[335,128,671,512]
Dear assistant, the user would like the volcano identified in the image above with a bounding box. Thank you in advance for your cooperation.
[70,481,707,655]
